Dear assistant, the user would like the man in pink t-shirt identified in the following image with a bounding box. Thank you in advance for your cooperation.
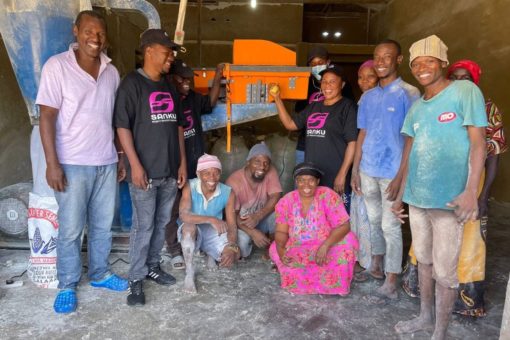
[226,143,282,259]
[36,11,127,314]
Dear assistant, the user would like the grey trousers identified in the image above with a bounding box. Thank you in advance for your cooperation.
[128,177,178,281]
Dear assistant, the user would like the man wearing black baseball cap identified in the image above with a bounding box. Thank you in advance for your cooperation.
[114,28,187,306]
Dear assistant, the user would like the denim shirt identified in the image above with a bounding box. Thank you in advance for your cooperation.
[357,77,420,179]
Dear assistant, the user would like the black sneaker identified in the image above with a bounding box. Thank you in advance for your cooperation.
[127,280,145,306]
[146,265,177,285]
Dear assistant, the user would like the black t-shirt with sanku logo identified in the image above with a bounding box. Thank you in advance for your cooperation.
[114,70,185,181]
[292,97,358,189]
[180,91,213,179]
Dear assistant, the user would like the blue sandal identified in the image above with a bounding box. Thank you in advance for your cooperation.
[53,289,77,314]
[90,274,128,291]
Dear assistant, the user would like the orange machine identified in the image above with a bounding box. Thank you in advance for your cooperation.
[194,40,310,151]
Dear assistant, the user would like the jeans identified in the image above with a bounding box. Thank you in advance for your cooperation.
[128,177,178,281]
[165,189,182,257]
[237,212,276,258]
[360,172,402,274]
[54,163,117,289]
[295,149,305,166]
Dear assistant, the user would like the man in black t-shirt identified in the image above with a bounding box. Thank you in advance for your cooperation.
[114,29,187,306]
[164,60,224,268]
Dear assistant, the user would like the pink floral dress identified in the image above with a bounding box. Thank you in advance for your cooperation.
[269,186,359,295]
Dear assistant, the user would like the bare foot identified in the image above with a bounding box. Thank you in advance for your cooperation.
[431,329,447,340]
[369,255,384,279]
[207,255,218,271]
[354,262,365,273]
[183,273,197,294]
[394,316,434,334]
[376,282,398,299]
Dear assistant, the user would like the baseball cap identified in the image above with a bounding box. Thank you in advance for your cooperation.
[169,59,196,78]
[307,46,329,64]
[139,29,179,50]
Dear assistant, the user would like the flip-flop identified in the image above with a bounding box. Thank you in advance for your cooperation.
[354,271,369,282]
[354,262,365,273]
[369,270,385,280]
[171,255,185,270]
[194,249,206,258]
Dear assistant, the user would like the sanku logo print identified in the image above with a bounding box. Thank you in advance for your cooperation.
[150,92,174,113]
[438,111,457,123]
[307,112,329,129]
[183,109,194,130]
[183,109,196,139]
[149,92,176,123]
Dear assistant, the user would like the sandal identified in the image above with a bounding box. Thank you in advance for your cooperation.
[194,249,206,258]
[369,270,385,280]
[354,271,369,282]
[171,255,185,270]
[270,263,278,273]
[90,274,128,291]
[53,289,77,314]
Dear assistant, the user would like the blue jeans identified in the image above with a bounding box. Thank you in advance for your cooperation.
[128,178,178,281]
[295,149,305,166]
[237,212,276,258]
[54,163,117,289]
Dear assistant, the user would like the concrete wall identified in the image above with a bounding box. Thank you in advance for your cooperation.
[370,0,510,202]
[106,1,303,73]
[0,38,32,188]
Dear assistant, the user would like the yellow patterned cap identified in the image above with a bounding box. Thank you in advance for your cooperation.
[409,35,448,67]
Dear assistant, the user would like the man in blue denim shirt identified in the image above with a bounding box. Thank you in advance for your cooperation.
[351,39,420,299]
[115,29,187,306]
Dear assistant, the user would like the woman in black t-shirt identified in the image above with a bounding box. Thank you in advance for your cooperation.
[270,64,358,209]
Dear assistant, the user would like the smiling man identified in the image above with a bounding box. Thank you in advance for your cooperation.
[164,60,224,269]
[392,35,487,340]
[37,10,128,314]
[351,39,419,299]
[114,29,187,306]
[226,143,282,260]
[179,154,239,293]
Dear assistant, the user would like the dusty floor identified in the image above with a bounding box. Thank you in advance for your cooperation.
[0,202,508,340]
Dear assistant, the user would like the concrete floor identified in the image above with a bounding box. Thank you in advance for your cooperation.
[0,202,508,339]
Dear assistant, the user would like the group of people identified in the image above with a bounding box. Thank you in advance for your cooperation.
[271,34,505,339]
[35,9,505,340]
[35,10,284,312]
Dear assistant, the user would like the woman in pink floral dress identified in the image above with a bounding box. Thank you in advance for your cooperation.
[269,162,359,295]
